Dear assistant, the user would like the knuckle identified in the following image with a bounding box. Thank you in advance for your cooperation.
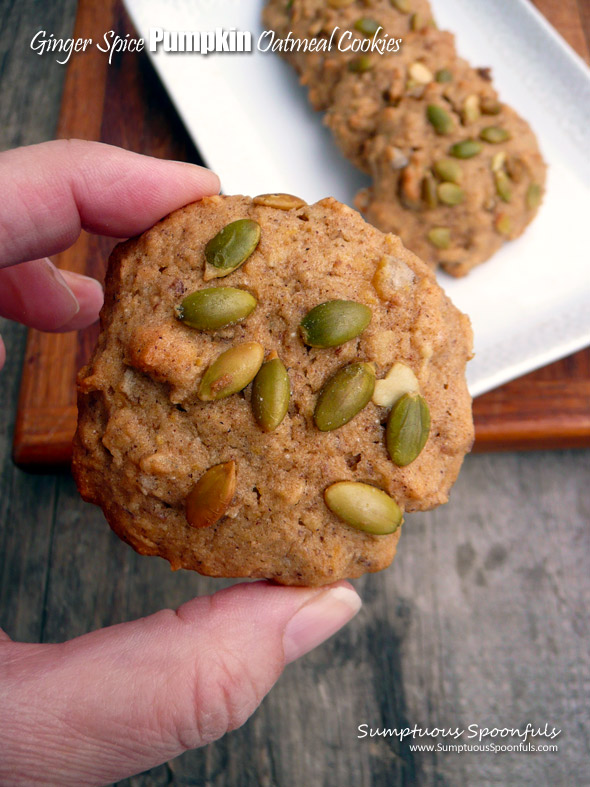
[177,649,264,750]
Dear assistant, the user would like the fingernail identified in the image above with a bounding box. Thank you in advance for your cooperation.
[55,270,104,332]
[41,259,80,325]
[60,270,104,292]
[172,162,220,190]
[282,586,362,663]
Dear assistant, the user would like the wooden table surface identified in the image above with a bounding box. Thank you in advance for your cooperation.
[1,2,589,785]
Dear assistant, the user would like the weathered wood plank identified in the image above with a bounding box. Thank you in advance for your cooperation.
[0,0,78,642]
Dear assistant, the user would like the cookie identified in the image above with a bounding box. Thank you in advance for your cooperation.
[263,0,434,110]
[264,0,547,276]
[325,27,497,170]
[73,195,473,587]
[357,102,546,275]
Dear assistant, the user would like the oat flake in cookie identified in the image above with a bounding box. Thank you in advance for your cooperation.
[73,194,473,587]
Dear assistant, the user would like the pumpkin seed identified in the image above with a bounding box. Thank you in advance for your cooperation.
[253,193,307,210]
[437,182,465,206]
[314,362,375,432]
[198,342,264,401]
[354,17,382,37]
[480,126,511,144]
[449,139,482,159]
[494,170,512,203]
[386,393,431,466]
[324,481,403,535]
[422,173,438,207]
[433,158,462,184]
[251,356,291,432]
[176,287,256,331]
[348,54,373,73]
[435,68,453,83]
[204,219,261,280]
[526,183,542,210]
[186,461,236,529]
[300,300,372,348]
[427,104,454,135]
[427,227,451,249]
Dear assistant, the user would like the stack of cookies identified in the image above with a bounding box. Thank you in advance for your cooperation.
[263,0,546,276]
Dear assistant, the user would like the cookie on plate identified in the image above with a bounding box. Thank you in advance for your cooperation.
[263,0,435,110]
[353,87,546,275]
[324,27,497,170]
[264,0,547,276]
[73,194,473,586]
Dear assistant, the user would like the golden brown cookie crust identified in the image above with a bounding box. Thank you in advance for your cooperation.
[73,195,473,586]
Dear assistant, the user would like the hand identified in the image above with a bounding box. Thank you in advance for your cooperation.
[0,140,361,786]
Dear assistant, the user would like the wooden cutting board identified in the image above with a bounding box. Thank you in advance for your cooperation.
[12,0,590,465]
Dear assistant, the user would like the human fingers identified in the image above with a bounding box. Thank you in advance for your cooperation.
[0,580,361,786]
[0,259,103,333]
[0,139,220,269]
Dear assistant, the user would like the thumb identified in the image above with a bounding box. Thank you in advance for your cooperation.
[0,580,361,786]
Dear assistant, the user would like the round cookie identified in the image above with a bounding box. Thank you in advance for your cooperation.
[325,27,498,170]
[73,195,473,586]
[356,99,546,276]
[263,0,435,110]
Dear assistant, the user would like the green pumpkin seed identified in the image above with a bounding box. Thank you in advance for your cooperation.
[354,17,382,37]
[433,158,462,184]
[251,356,291,432]
[391,0,411,13]
[324,481,403,535]
[480,126,511,144]
[204,219,261,279]
[314,362,375,432]
[435,68,453,83]
[437,182,465,206]
[348,54,373,73]
[410,12,424,30]
[176,287,256,331]
[526,183,542,210]
[480,97,501,115]
[494,170,512,203]
[449,139,482,159]
[386,393,431,467]
[427,227,451,249]
[422,173,438,207]
[198,342,264,401]
[427,104,454,135]
[495,214,512,236]
[300,300,372,348]
[186,461,236,529]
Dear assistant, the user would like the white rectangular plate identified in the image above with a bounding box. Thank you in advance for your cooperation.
[124,0,590,396]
